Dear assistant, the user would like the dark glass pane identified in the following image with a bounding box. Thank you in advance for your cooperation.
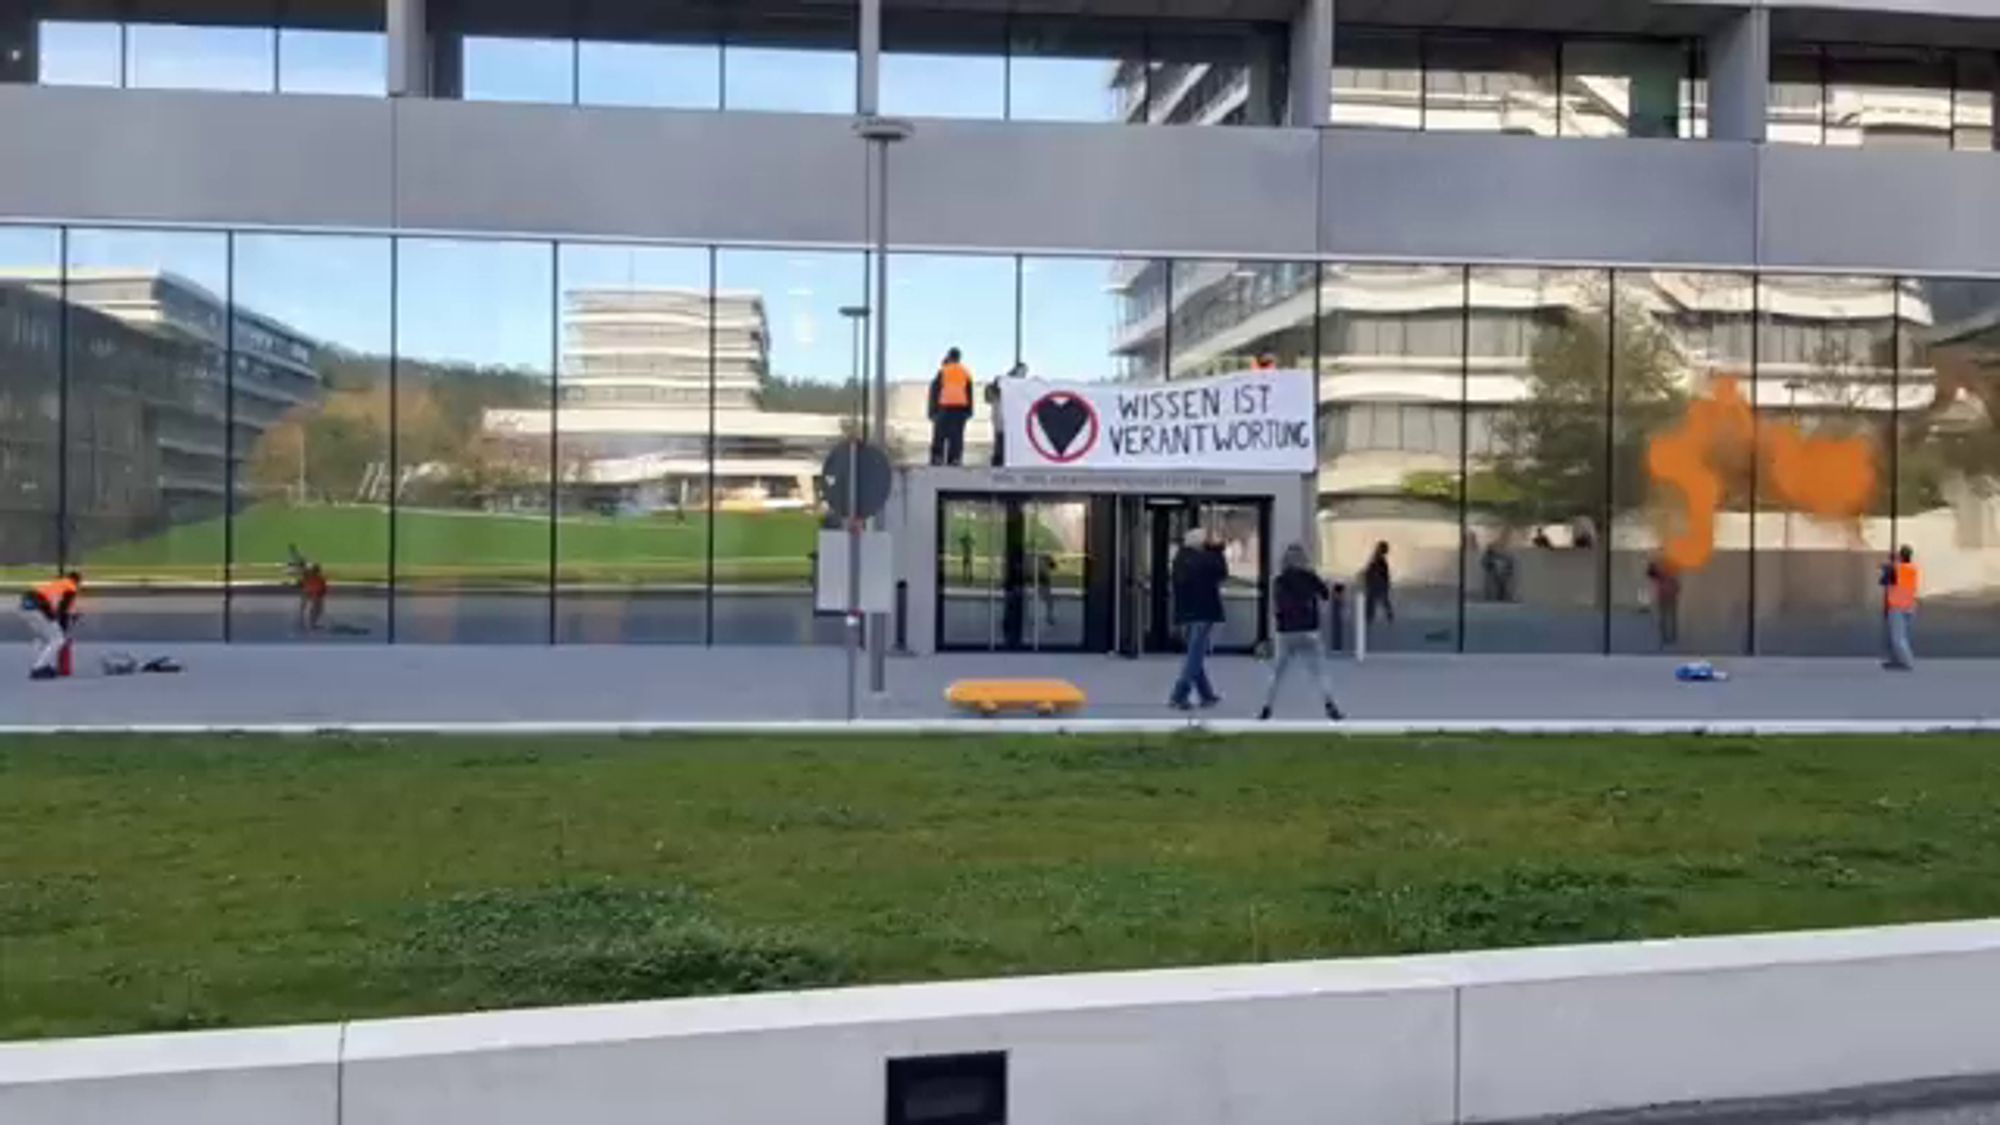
[1318,263,1464,653]
[1019,255,1157,393]
[1953,51,1996,152]
[1561,39,1690,139]
[1824,44,1953,150]
[554,242,710,644]
[1464,267,1610,653]
[1609,270,1754,656]
[393,238,554,643]
[463,35,572,104]
[36,20,121,86]
[1769,45,1824,145]
[886,254,1014,467]
[723,13,857,114]
[0,228,63,648]
[229,233,391,642]
[125,23,275,92]
[279,29,386,96]
[1108,258,1170,382]
[709,248,862,645]
[65,229,231,642]
[1898,277,2000,654]
[882,15,1005,120]
[1007,18,1142,123]
[1425,33,1558,136]
[577,39,719,109]
[1331,28,1421,130]
[1145,26,1287,127]
[1169,260,1316,379]
[1753,275,1897,655]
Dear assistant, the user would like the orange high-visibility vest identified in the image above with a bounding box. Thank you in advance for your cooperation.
[33,576,77,607]
[937,363,973,409]
[1887,562,1920,611]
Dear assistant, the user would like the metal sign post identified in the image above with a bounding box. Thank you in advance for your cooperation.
[823,438,891,721]
[839,305,870,722]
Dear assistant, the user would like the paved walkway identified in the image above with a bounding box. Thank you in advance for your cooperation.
[2,645,1998,731]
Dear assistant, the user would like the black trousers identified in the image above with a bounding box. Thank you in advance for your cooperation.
[930,408,970,466]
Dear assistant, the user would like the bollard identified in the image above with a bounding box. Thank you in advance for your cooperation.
[1352,584,1367,663]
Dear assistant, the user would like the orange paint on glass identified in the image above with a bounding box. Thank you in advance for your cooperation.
[1645,375,1876,573]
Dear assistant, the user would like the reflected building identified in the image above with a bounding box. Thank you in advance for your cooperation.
[0,268,318,545]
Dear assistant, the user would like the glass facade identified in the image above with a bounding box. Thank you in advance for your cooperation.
[3,224,1994,654]
[1334,28,1703,138]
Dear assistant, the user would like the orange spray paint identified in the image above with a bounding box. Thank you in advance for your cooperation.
[1645,375,1877,573]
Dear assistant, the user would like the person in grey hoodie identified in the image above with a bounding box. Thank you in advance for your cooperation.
[1259,544,1344,721]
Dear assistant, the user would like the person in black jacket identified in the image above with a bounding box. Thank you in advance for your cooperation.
[1362,540,1395,629]
[1168,527,1227,711]
[1258,544,1344,721]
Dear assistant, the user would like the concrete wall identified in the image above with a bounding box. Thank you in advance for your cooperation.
[7,84,2000,278]
[9,920,2000,1124]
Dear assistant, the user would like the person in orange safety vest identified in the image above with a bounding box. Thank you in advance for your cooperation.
[1881,544,1920,671]
[18,571,81,681]
[928,347,975,466]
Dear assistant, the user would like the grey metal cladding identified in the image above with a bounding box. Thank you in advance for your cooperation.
[393,99,867,245]
[0,85,393,229]
[1319,130,1760,269]
[887,117,1320,257]
[1759,144,2000,276]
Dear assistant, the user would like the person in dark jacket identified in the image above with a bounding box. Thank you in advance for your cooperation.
[1362,540,1395,629]
[1259,544,1343,721]
[18,571,82,680]
[1168,527,1227,711]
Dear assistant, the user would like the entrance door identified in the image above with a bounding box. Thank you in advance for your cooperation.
[937,494,1093,652]
[1116,496,1272,656]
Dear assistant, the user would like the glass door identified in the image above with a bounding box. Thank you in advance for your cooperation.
[1129,496,1272,655]
[938,496,1005,650]
[1019,497,1088,652]
[938,493,1092,652]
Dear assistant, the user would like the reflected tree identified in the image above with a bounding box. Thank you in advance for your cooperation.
[1459,297,1684,526]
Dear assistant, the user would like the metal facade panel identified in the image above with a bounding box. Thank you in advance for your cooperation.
[1319,129,1761,268]
[392,100,868,246]
[0,85,393,229]
[886,117,1321,257]
[1759,145,2000,277]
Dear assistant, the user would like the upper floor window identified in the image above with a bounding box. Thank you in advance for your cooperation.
[1335,27,1702,140]
[1772,43,1995,152]
[27,13,384,95]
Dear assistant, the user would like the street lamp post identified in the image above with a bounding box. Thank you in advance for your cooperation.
[855,115,914,696]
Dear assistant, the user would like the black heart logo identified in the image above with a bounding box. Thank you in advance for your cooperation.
[1033,396,1093,457]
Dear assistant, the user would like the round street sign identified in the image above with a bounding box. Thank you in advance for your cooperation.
[822,440,893,521]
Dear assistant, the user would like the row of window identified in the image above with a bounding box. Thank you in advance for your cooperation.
[12,13,1999,152]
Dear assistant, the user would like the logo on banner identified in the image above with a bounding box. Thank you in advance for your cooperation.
[1026,391,1100,464]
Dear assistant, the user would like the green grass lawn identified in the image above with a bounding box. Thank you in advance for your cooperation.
[6,732,2000,1040]
[8,505,824,585]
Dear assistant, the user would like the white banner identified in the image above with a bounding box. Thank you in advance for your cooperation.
[998,370,1316,473]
